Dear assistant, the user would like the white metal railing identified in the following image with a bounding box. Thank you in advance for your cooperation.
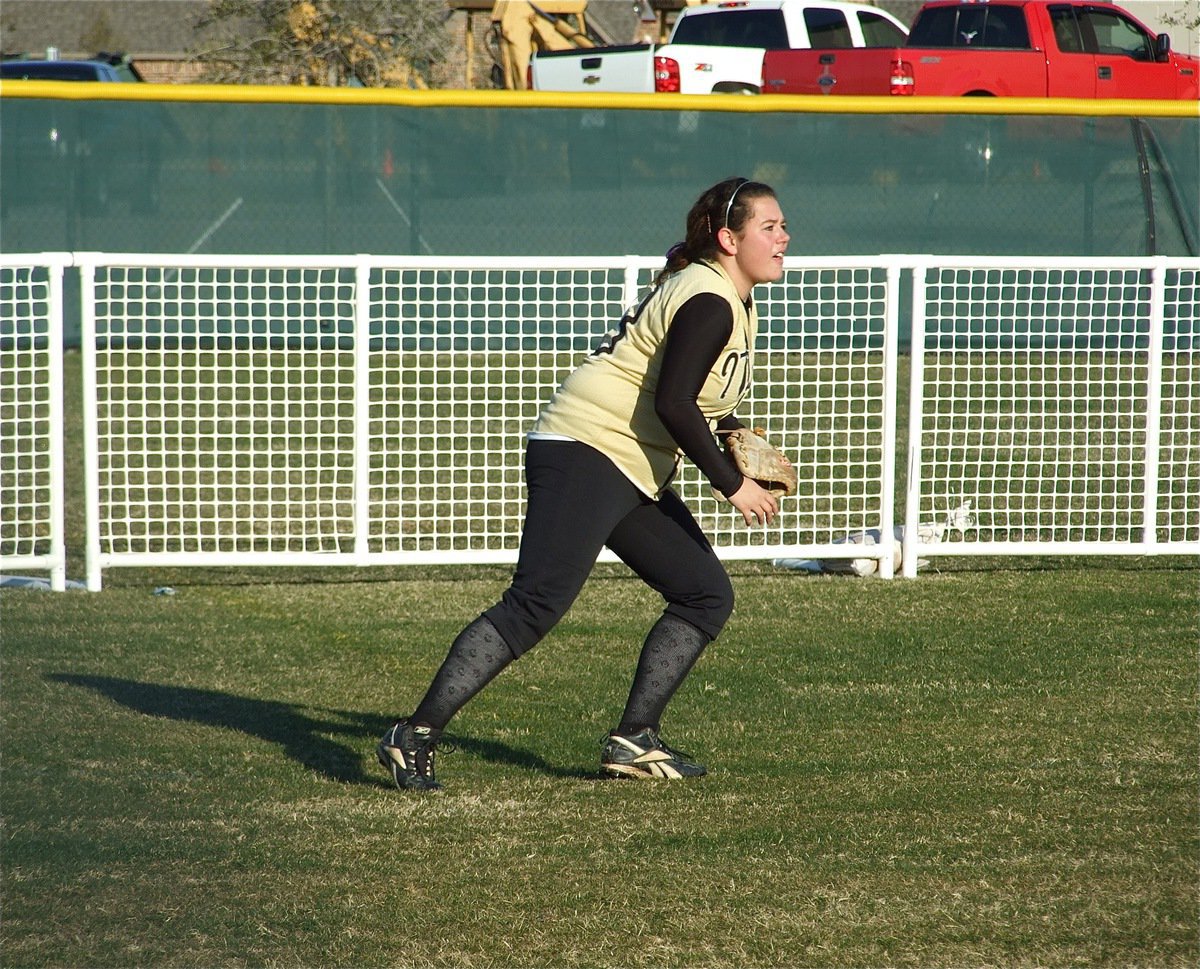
[0,253,69,590]
[902,256,1200,575]
[2,253,1196,590]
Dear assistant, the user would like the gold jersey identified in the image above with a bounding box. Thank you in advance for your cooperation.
[532,260,757,497]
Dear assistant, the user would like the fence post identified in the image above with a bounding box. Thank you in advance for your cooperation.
[353,257,372,561]
[45,260,67,592]
[79,258,102,591]
[1141,258,1167,550]
[902,260,928,579]
[877,260,903,579]
[623,256,642,313]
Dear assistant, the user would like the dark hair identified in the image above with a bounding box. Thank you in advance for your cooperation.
[656,176,776,285]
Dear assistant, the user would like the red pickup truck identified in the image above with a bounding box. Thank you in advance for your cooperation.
[761,0,1200,98]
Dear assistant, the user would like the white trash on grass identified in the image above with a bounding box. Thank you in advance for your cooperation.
[775,501,975,577]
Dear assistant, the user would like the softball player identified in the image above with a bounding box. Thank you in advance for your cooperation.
[379,176,790,790]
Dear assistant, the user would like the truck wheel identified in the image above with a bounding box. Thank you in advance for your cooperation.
[712,83,759,95]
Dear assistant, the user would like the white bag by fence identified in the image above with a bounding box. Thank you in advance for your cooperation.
[775,501,975,576]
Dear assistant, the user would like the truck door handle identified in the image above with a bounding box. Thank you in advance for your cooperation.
[1098,65,1112,79]
[819,53,835,64]
[582,57,602,69]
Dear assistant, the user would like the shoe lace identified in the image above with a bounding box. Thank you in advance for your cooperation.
[412,733,454,780]
[648,730,692,762]
[606,728,693,763]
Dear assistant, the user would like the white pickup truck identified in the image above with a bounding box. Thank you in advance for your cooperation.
[530,0,909,94]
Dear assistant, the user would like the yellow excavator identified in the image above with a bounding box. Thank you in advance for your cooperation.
[487,1,717,90]
[487,1,598,90]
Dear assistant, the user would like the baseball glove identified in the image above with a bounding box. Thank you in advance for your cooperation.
[720,427,797,499]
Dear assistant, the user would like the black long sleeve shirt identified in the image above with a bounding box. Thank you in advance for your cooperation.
[654,292,747,499]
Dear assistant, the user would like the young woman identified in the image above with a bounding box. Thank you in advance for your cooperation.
[379,176,790,790]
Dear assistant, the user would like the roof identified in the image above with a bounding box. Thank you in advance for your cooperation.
[0,1,216,58]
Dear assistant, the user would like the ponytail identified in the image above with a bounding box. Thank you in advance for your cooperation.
[654,241,692,287]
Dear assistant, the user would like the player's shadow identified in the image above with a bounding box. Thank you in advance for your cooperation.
[49,673,381,784]
[448,735,595,781]
[48,674,589,784]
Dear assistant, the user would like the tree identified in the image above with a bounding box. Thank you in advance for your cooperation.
[192,0,452,87]
[1162,1,1200,33]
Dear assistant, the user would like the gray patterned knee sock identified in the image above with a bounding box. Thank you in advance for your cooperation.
[617,614,711,735]
[411,616,514,730]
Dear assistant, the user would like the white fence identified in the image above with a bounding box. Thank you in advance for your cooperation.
[1,253,1196,590]
[902,257,1199,575]
[0,254,68,590]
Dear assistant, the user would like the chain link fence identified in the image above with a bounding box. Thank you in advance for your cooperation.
[3,95,1195,253]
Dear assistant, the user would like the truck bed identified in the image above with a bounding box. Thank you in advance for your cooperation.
[763,46,1049,97]
[530,44,655,94]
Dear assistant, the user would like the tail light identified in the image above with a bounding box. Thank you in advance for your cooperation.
[654,56,680,93]
[890,59,914,95]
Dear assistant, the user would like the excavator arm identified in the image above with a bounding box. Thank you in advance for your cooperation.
[490,1,596,90]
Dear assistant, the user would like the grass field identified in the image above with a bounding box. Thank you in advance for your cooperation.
[3,347,1199,966]
[3,555,1197,967]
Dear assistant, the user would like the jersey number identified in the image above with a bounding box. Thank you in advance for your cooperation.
[720,349,751,400]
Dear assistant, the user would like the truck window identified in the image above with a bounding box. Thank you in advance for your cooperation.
[908,6,1030,48]
[1049,6,1086,53]
[0,61,110,80]
[670,10,789,49]
[953,8,988,45]
[909,7,956,46]
[1081,9,1154,60]
[804,9,853,48]
[857,11,908,47]
[981,7,1030,48]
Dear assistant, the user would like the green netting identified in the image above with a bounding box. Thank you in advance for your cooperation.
[2,90,1196,259]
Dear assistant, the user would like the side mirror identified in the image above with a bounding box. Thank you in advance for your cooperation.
[1155,32,1171,61]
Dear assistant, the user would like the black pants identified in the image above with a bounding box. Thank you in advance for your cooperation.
[484,440,734,657]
